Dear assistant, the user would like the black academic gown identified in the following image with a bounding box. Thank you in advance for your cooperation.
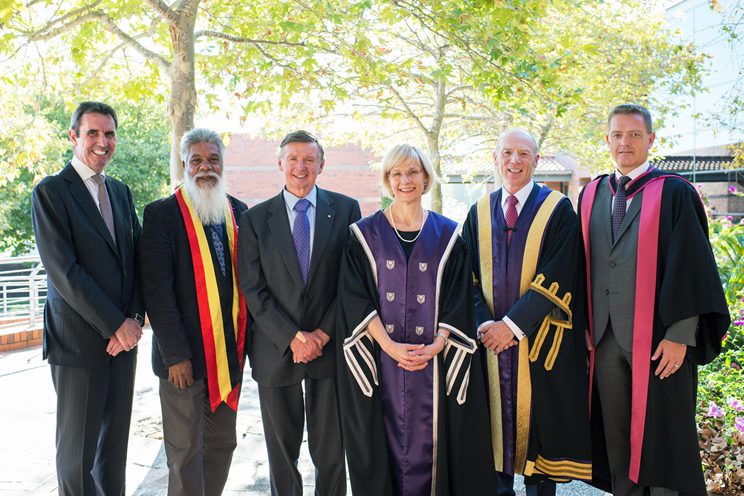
[336,226,497,496]
[462,188,593,483]
[578,169,730,494]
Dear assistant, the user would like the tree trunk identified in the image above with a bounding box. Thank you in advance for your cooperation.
[427,136,443,213]
[167,7,198,187]
[427,76,446,214]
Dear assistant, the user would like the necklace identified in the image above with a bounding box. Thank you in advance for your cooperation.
[388,204,427,243]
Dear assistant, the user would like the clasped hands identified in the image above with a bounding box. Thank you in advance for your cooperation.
[106,317,144,357]
[383,331,448,372]
[290,329,330,364]
[480,320,518,354]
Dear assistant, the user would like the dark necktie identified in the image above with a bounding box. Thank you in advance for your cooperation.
[612,175,631,242]
[91,174,116,245]
[210,224,226,277]
[293,199,311,285]
[505,194,519,242]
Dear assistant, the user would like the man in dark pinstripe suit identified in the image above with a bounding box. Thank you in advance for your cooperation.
[31,101,144,496]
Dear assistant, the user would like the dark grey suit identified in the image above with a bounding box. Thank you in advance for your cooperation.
[238,188,360,496]
[32,162,143,496]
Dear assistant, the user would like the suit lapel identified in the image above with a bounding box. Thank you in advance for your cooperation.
[62,164,119,257]
[307,188,335,287]
[266,192,305,289]
[614,189,643,244]
[594,178,613,247]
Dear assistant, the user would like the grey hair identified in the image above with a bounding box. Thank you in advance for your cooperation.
[381,144,438,198]
[608,104,653,133]
[279,130,324,162]
[180,128,226,162]
[496,128,539,155]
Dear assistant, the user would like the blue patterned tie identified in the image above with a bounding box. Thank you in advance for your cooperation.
[612,175,631,243]
[293,199,311,285]
[210,224,226,277]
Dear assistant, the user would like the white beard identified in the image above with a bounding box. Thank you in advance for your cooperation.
[183,172,227,225]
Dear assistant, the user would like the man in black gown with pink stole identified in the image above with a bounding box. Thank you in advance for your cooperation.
[578,104,729,495]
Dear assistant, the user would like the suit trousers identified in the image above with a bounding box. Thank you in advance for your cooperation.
[595,327,678,496]
[159,378,237,496]
[50,351,136,496]
[258,377,346,496]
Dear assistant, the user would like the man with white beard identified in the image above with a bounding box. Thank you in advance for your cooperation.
[140,128,249,495]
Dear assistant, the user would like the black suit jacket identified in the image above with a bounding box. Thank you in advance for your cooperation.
[31,162,143,367]
[238,188,361,387]
[139,193,248,380]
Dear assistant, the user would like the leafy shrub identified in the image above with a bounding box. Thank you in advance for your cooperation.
[699,213,744,495]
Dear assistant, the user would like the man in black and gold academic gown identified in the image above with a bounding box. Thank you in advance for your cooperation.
[578,104,729,496]
[141,128,248,495]
[462,129,592,496]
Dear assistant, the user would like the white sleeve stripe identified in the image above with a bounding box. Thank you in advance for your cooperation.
[344,346,373,397]
[343,310,378,349]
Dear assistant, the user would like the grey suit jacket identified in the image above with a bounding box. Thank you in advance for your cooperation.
[589,178,696,352]
[31,162,143,367]
[237,187,361,387]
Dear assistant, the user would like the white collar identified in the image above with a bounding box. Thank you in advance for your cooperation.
[500,180,534,208]
[614,161,650,183]
[71,155,103,181]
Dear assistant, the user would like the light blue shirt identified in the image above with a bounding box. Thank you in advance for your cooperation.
[283,186,317,259]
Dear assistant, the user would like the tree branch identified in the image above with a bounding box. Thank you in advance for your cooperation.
[194,30,307,47]
[142,0,178,24]
[386,83,428,136]
[28,10,171,71]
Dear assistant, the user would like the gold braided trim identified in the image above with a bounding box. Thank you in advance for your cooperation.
[527,314,572,371]
[528,317,551,363]
[529,274,572,318]
[477,194,503,472]
[544,326,565,371]
[526,269,573,370]
[514,339,532,473]
[525,455,592,480]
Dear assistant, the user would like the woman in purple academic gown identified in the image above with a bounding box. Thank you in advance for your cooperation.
[336,144,497,496]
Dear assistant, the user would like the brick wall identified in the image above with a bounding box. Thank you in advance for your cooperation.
[223,135,381,216]
[700,182,744,219]
[0,327,42,352]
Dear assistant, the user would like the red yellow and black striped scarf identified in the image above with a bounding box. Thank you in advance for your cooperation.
[175,184,247,412]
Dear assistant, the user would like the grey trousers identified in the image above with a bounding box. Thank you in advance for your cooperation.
[159,378,237,496]
[51,351,136,496]
[258,378,346,496]
[595,329,678,496]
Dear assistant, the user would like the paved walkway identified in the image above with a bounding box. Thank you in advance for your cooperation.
[0,330,606,495]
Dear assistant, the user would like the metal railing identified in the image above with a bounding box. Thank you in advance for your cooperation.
[0,256,46,331]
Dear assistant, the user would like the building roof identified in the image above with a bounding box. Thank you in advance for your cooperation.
[536,157,572,175]
[653,155,737,173]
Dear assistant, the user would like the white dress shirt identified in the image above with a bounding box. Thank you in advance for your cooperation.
[71,156,107,214]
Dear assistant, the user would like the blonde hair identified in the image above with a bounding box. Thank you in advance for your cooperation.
[380,144,438,198]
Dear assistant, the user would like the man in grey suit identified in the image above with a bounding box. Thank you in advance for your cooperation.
[238,130,361,495]
[32,101,144,495]
[578,104,728,495]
